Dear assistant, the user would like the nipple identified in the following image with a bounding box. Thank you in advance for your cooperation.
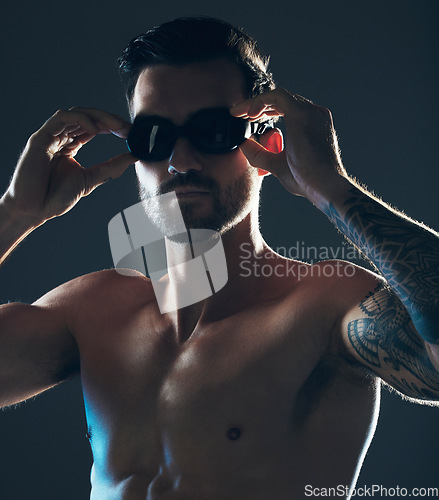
[227,427,242,441]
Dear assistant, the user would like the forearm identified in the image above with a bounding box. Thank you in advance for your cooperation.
[231,90,438,341]
[0,195,44,266]
[310,175,439,344]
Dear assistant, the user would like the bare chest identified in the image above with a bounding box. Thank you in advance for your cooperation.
[77,300,376,494]
[79,303,322,463]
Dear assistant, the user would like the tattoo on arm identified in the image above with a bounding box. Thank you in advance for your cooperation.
[324,187,439,343]
[348,287,439,400]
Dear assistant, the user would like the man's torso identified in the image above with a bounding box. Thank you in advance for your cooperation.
[63,259,380,500]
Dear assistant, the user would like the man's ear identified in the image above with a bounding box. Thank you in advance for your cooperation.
[255,128,283,176]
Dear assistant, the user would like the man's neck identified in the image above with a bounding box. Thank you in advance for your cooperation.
[159,210,272,320]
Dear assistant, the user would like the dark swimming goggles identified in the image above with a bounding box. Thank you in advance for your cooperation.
[126,107,273,162]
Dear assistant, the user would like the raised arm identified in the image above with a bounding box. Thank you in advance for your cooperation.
[0,107,135,407]
[1,106,134,263]
[341,280,439,402]
[320,180,439,402]
[231,89,439,400]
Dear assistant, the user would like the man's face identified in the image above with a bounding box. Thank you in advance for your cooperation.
[131,58,261,238]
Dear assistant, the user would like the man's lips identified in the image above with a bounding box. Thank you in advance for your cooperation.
[174,187,211,197]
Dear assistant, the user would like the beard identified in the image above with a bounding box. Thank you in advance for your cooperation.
[138,169,259,240]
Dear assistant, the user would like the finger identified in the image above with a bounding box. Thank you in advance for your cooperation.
[239,138,285,174]
[28,110,99,157]
[62,125,82,135]
[248,110,281,122]
[231,89,313,121]
[57,132,96,156]
[231,90,288,118]
[31,108,131,155]
[83,153,136,195]
[69,107,131,138]
[43,109,100,137]
[55,127,95,155]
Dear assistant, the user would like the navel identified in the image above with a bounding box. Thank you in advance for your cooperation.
[227,427,242,441]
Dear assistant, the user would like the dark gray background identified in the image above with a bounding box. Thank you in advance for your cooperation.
[0,0,438,498]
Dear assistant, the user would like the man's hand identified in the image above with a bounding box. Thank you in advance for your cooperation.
[3,107,136,225]
[231,88,347,199]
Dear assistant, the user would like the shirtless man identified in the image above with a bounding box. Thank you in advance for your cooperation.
[0,17,438,500]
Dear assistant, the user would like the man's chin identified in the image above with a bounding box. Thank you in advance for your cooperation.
[180,218,222,233]
[160,212,235,240]
[179,205,220,231]
[165,227,221,245]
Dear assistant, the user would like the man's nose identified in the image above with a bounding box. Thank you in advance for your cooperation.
[168,137,203,175]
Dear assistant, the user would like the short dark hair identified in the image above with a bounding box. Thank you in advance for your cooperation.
[118,17,275,113]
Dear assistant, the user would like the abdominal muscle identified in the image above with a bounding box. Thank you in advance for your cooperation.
[86,360,379,500]
[88,410,378,500]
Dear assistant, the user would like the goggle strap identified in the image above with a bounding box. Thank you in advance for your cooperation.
[250,120,275,136]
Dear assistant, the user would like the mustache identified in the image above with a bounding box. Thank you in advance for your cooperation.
[155,171,220,197]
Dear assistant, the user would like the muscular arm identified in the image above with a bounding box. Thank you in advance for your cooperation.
[231,89,439,399]
[341,281,439,403]
[322,183,439,346]
[0,107,133,407]
[0,290,80,408]
[317,183,439,400]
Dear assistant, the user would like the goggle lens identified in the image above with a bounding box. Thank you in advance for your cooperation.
[127,116,177,162]
[127,107,271,162]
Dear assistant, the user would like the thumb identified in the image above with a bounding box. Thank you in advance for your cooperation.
[83,152,136,196]
[239,138,285,175]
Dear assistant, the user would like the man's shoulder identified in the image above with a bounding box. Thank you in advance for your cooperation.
[34,269,159,342]
[300,259,384,290]
[35,268,156,310]
[250,254,385,308]
[268,257,384,293]
[276,258,387,320]
[261,259,385,378]
[71,267,151,290]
